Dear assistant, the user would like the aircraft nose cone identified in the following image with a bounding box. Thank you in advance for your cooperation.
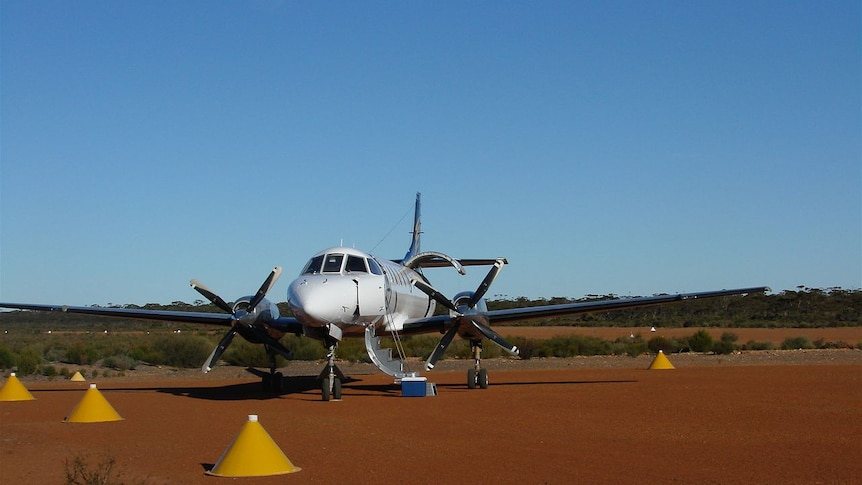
[287,276,356,325]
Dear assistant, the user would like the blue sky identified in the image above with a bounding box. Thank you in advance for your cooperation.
[2,1,859,306]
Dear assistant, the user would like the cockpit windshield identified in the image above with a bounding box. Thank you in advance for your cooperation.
[301,255,324,274]
[345,255,367,273]
[322,254,344,273]
[302,252,383,275]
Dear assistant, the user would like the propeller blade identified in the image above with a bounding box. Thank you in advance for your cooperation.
[467,258,505,308]
[470,319,519,356]
[190,279,234,314]
[247,266,283,310]
[202,327,238,373]
[412,277,460,314]
[425,324,460,370]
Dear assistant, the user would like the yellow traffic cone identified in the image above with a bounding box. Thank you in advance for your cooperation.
[207,415,301,477]
[0,373,36,401]
[65,384,123,423]
[648,350,675,370]
[70,371,86,382]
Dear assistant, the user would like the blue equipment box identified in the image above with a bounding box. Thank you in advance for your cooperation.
[401,376,428,397]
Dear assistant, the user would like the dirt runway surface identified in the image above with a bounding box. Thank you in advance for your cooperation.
[2,350,860,484]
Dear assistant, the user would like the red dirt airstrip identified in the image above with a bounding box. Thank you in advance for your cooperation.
[0,328,862,484]
[1,344,860,484]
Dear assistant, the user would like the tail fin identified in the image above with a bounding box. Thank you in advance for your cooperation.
[402,192,422,262]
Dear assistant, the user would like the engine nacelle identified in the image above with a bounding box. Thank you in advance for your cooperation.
[451,291,488,316]
[232,296,280,324]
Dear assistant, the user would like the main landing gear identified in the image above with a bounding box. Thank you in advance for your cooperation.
[467,341,489,389]
[319,343,343,401]
[261,347,283,393]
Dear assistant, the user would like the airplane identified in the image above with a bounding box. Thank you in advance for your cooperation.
[0,193,767,400]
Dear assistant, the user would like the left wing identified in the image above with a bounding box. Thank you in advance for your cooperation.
[0,302,304,334]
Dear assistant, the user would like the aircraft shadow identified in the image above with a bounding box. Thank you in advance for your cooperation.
[29,376,638,401]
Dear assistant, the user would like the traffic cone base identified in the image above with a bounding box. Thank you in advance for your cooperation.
[65,384,123,423]
[648,350,675,370]
[0,373,36,401]
[207,415,300,477]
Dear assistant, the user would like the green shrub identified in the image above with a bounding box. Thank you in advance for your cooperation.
[66,342,99,366]
[102,354,137,371]
[16,347,41,375]
[688,330,714,353]
[151,335,211,368]
[41,364,58,377]
[741,340,774,351]
[712,340,736,355]
[0,343,15,370]
[720,332,739,343]
[224,339,286,368]
[781,336,814,350]
[647,336,677,354]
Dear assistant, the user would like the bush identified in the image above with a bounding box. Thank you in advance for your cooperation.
[741,340,774,351]
[648,336,677,354]
[688,330,714,353]
[152,335,212,368]
[0,343,15,370]
[102,354,137,371]
[781,336,815,350]
[66,342,99,366]
[224,339,287,368]
[64,453,121,485]
[16,347,41,375]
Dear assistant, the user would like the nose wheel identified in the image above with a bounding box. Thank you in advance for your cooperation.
[322,376,342,401]
[467,341,489,389]
[320,343,344,401]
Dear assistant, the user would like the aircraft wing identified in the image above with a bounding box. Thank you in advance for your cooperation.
[0,302,304,334]
[399,286,768,334]
[482,287,769,324]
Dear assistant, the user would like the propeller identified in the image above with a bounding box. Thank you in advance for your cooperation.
[412,259,518,370]
[191,267,283,372]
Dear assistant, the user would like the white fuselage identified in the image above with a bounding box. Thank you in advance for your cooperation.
[286,247,435,337]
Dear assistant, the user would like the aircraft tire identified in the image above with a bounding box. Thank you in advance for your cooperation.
[272,372,284,393]
[333,377,342,400]
[467,368,477,389]
[321,377,331,401]
[478,368,489,389]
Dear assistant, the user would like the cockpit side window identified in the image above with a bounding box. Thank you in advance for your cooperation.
[322,253,344,273]
[345,255,368,273]
[367,257,384,275]
[302,255,324,274]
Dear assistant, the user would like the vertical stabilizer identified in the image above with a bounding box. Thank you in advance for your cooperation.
[402,192,422,262]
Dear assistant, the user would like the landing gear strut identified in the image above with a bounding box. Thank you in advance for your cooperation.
[467,341,489,389]
[262,346,283,393]
[320,343,343,401]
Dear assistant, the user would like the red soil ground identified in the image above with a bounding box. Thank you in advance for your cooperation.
[1,349,859,484]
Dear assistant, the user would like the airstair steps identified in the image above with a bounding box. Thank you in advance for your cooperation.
[364,326,409,379]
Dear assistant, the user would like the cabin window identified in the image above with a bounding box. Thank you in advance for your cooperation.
[322,254,344,273]
[302,255,324,274]
[345,255,367,273]
[367,257,384,275]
